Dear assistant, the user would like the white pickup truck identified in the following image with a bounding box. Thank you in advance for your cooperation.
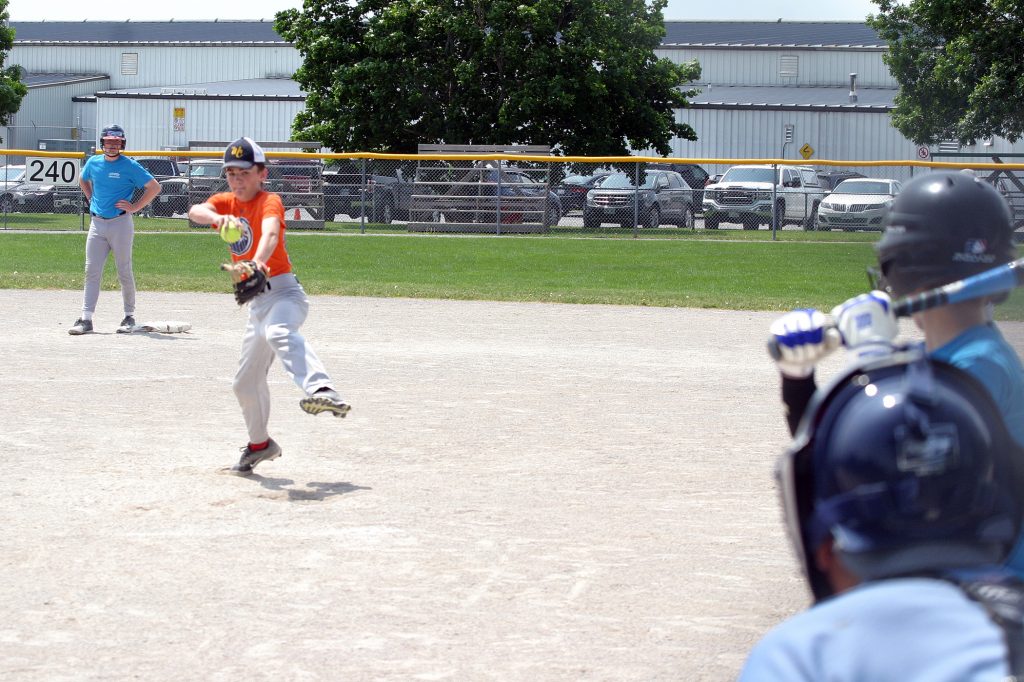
[701,165,826,230]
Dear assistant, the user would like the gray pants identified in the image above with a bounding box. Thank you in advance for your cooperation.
[82,213,136,317]
[234,274,334,443]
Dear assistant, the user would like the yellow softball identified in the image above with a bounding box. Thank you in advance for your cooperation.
[220,217,243,244]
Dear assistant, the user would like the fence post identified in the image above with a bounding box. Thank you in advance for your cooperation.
[496,160,503,236]
[359,158,366,234]
[771,163,779,239]
[633,162,640,238]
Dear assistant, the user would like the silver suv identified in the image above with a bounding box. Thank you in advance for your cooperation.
[702,165,826,230]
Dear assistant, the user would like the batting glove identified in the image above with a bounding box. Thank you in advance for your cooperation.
[830,290,898,364]
[770,308,839,378]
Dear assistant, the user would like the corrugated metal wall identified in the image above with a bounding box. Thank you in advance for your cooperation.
[96,97,306,151]
[9,45,301,89]
[3,78,110,151]
[669,108,917,181]
[656,47,895,88]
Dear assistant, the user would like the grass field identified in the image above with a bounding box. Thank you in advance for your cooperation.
[2,228,1022,319]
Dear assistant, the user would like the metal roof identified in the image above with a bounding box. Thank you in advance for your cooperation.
[24,72,108,87]
[663,21,886,49]
[10,20,287,45]
[689,84,896,110]
[95,77,303,100]
[8,19,885,48]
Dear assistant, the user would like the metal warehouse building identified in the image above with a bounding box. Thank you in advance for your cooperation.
[4,18,1024,165]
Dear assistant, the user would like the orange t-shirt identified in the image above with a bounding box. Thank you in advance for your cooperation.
[208,190,292,276]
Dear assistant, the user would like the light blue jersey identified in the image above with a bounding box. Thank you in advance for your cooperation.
[81,154,154,218]
[930,323,1024,447]
[739,578,1009,681]
[931,325,1024,575]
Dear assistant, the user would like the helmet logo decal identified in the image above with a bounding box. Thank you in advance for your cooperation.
[896,422,959,476]
[953,239,996,264]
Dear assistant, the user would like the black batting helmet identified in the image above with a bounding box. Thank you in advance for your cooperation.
[100,124,126,150]
[875,171,1016,297]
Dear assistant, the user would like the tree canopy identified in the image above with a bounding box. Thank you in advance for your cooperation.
[0,2,27,142]
[274,0,701,156]
[869,0,1024,145]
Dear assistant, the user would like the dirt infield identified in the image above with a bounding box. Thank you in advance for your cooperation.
[5,289,1017,680]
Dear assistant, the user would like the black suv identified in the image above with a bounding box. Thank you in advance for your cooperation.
[647,162,710,206]
[583,169,696,229]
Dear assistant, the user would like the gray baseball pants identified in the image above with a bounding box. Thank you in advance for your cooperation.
[81,213,136,317]
[233,273,335,443]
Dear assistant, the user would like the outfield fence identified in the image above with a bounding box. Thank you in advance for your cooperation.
[2,149,1023,237]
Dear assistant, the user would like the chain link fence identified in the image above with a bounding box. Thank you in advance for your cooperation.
[0,151,1020,236]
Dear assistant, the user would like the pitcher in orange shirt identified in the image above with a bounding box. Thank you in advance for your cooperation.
[189,137,350,475]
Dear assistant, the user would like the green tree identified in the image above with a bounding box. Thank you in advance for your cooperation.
[869,0,1024,145]
[275,0,700,156]
[0,3,27,142]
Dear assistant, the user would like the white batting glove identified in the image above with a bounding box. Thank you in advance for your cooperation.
[770,309,840,378]
[831,290,898,364]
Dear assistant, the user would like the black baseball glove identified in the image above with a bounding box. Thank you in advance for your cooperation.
[220,260,270,305]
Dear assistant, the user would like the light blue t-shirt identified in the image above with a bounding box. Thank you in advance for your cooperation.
[81,154,154,218]
[739,578,1009,681]
[930,323,1024,446]
[929,324,1024,575]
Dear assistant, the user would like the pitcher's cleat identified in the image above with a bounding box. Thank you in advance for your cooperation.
[300,389,351,418]
[68,318,93,335]
[116,315,136,334]
[231,438,282,475]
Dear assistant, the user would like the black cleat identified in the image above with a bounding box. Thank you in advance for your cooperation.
[68,318,93,335]
[231,438,282,475]
[116,315,136,334]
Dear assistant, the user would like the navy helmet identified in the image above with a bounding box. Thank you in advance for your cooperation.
[100,124,126,150]
[778,350,1022,601]
[875,171,1016,297]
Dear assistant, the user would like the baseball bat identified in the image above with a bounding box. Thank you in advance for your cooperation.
[767,257,1024,360]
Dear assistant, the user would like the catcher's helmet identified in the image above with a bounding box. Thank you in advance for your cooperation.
[778,350,1022,601]
[875,171,1016,297]
[100,124,126,150]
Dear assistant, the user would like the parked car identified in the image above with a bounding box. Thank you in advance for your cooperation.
[583,169,695,229]
[552,171,612,213]
[151,161,224,217]
[323,161,417,223]
[261,160,325,221]
[427,165,562,227]
[816,170,866,192]
[815,177,902,231]
[0,165,26,212]
[10,179,56,212]
[701,164,826,230]
[706,173,724,186]
[648,162,710,207]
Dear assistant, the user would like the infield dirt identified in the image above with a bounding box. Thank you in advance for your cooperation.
[4,289,1016,680]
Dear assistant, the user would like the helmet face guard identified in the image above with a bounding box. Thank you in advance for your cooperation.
[777,350,1022,602]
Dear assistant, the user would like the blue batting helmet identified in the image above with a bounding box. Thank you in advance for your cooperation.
[778,350,1022,601]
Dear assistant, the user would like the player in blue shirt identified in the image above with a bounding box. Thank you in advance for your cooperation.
[68,124,161,335]
[740,352,1024,681]
[771,171,1023,442]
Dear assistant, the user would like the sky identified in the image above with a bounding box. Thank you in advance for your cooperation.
[6,0,884,22]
